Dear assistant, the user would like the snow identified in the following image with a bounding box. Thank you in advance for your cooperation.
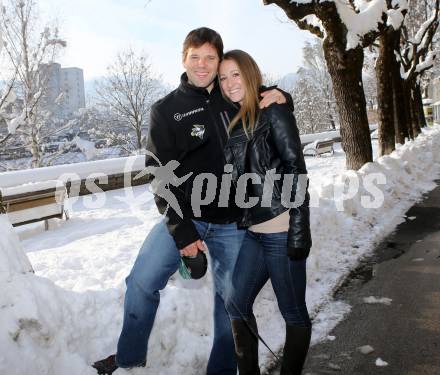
[0,216,34,278]
[290,0,408,50]
[73,136,98,161]
[0,155,145,189]
[7,111,26,134]
[1,125,439,374]
[334,0,387,50]
[358,345,374,354]
[301,124,377,145]
[6,202,66,227]
[412,11,437,45]
[386,8,405,30]
[375,357,389,366]
[1,89,17,108]
[0,180,62,197]
[362,296,392,305]
[415,50,437,74]
[300,15,326,35]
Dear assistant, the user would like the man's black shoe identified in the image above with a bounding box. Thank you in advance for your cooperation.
[92,354,147,374]
[92,354,118,375]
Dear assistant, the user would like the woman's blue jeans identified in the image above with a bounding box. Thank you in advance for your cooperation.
[226,230,311,327]
[116,219,245,375]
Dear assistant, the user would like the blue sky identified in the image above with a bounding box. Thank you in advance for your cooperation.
[39,0,313,86]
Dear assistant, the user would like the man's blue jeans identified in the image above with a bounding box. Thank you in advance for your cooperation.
[226,230,311,327]
[116,219,245,374]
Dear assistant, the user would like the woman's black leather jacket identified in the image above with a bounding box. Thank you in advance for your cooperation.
[224,104,312,250]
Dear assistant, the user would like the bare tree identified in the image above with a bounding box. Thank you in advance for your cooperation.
[292,69,324,134]
[262,73,280,87]
[301,38,338,130]
[291,39,339,134]
[96,48,164,153]
[0,0,66,167]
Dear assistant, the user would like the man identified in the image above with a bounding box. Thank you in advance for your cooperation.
[93,27,291,375]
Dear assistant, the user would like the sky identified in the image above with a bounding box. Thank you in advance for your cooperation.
[38,0,314,87]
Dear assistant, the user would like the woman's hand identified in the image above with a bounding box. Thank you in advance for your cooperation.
[287,247,310,261]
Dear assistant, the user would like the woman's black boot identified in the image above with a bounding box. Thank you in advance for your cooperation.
[280,325,311,375]
[231,317,260,375]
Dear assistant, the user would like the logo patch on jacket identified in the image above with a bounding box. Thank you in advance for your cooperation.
[174,107,204,121]
[191,124,205,139]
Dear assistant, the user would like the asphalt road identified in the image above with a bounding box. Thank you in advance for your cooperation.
[270,180,440,375]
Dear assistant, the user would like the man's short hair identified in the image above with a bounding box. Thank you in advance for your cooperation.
[182,27,224,60]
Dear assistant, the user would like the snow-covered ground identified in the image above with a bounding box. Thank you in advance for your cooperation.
[1,126,440,375]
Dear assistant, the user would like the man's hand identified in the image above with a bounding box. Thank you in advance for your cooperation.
[180,239,206,257]
[259,89,286,109]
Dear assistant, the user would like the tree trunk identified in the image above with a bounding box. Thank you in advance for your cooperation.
[406,87,415,140]
[376,30,395,156]
[391,32,410,144]
[401,80,415,140]
[406,82,421,138]
[326,99,336,130]
[323,41,372,170]
[136,127,142,151]
[414,84,427,128]
[31,130,41,168]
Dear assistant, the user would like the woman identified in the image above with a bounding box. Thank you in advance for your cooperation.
[219,50,312,375]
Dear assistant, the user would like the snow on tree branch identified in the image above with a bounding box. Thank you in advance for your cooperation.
[6,110,26,134]
[411,9,437,45]
[266,0,408,50]
[400,0,440,81]
[334,0,387,49]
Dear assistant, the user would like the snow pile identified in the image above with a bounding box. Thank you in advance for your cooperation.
[0,216,121,375]
[0,216,33,278]
[306,126,440,311]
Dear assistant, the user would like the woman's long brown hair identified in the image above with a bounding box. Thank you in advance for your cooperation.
[221,50,263,136]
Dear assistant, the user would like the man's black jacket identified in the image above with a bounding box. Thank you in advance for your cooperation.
[145,73,293,249]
